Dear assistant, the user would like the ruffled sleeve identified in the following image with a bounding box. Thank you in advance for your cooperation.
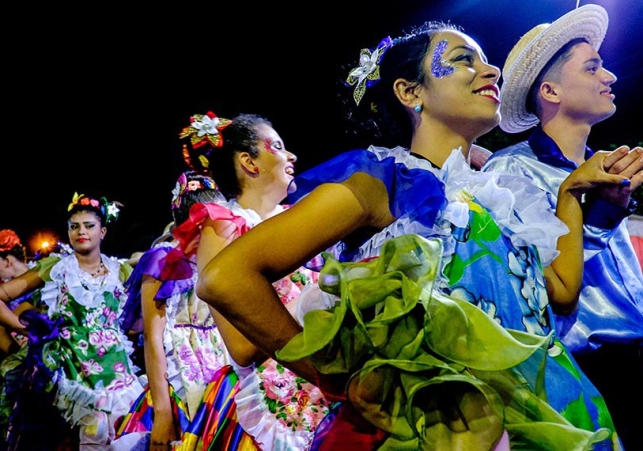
[119,245,174,332]
[160,202,253,285]
[174,202,252,254]
[442,149,568,267]
[288,148,447,230]
[119,260,134,284]
[288,148,447,267]
[35,255,61,282]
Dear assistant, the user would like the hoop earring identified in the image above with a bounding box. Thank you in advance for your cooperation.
[414,104,422,113]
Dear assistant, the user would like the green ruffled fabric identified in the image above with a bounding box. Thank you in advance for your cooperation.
[35,255,61,281]
[277,234,613,450]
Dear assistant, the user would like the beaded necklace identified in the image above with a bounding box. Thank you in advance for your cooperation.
[88,260,105,277]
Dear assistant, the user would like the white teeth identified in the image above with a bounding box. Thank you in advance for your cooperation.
[477,89,496,97]
[285,167,294,175]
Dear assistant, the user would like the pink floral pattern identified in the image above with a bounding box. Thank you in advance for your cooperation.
[165,285,230,417]
[235,265,330,450]
[168,200,331,449]
[258,361,329,431]
[36,254,143,441]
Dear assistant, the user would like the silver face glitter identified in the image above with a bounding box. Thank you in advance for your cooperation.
[431,40,455,78]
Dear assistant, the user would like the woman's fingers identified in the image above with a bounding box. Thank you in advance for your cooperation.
[603,146,643,177]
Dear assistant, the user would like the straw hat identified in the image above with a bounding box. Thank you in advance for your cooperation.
[499,5,608,133]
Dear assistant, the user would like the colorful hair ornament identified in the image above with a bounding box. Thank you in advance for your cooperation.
[181,145,212,172]
[0,230,21,252]
[171,172,216,210]
[68,192,99,211]
[102,197,122,224]
[171,173,188,210]
[179,111,233,149]
[67,192,122,224]
[181,144,195,170]
[346,36,393,105]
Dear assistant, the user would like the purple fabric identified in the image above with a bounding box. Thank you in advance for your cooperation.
[18,309,64,394]
[309,402,342,451]
[19,309,63,347]
[528,127,594,170]
[8,310,66,448]
[119,245,196,332]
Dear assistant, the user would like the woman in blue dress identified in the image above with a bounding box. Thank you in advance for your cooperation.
[192,21,634,450]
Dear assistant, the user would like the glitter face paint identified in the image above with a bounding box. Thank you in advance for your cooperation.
[264,138,283,155]
[431,40,455,78]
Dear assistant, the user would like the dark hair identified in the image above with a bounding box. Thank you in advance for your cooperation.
[0,243,26,263]
[338,21,462,148]
[67,197,107,227]
[171,171,224,225]
[184,113,273,199]
[526,37,588,116]
[66,194,122,228]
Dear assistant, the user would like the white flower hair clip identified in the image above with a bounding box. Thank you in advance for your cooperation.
[179,111,232,149]
[345,36,393,105]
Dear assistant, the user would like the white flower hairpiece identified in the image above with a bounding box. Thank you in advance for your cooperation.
[179,111,232,148]
[346,36,393,105]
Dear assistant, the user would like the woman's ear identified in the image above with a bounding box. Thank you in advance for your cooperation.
[238,152,258,175]
[393,78,421,109]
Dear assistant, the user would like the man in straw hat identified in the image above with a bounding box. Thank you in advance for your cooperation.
[483,4,643,449]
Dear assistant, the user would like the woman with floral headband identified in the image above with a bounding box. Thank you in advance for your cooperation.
[0,193,143,450]
[160,111,331,451]
[114,171,243,451]
[193,21,637,450]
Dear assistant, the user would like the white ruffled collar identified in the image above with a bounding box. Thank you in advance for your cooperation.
[41,254,127,313]
[223,198,287,227]
[441,147,566,266]
[368,146,566,266]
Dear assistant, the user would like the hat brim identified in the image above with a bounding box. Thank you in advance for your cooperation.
[499,5,608,133]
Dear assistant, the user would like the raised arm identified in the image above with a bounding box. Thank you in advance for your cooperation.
[196,174,394,382]
[196,217,268,368]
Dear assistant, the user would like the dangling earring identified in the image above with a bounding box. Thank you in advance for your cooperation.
[414,104,422,113]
